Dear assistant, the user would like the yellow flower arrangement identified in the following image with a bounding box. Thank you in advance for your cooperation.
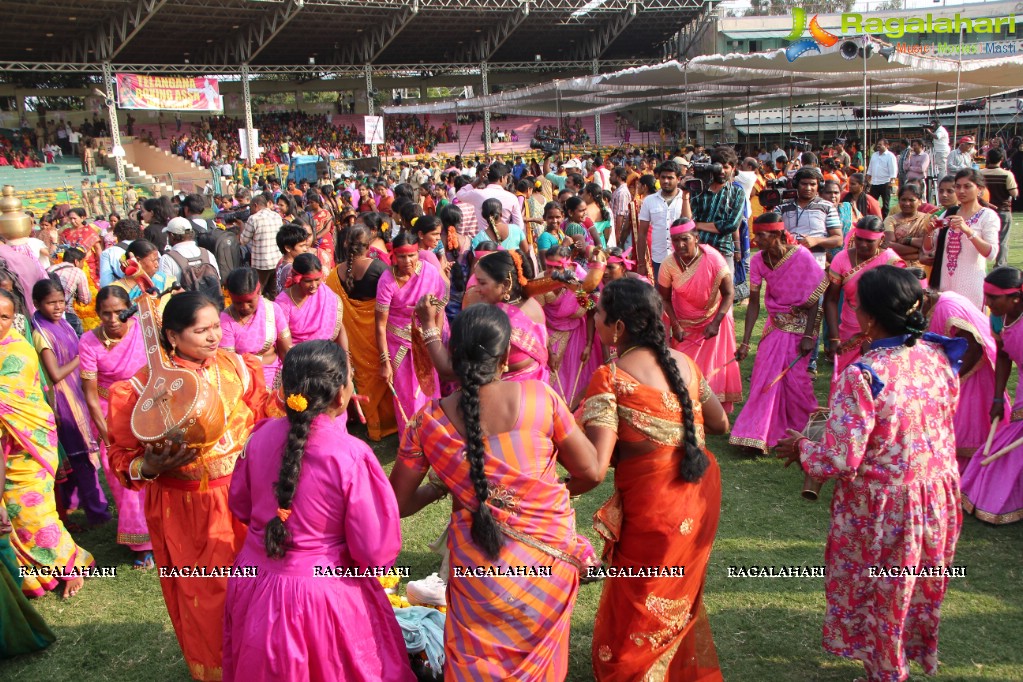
[74,263,101,332]
[377,575,400,591]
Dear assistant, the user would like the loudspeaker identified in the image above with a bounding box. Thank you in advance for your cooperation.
[840,41,860,60]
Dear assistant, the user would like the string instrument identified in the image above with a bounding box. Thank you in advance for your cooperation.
[523,262,605,299]
[128,274,228,448]
[800,408,829,501]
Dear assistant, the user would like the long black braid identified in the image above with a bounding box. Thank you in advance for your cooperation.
[601,278,708,482]
[450,305,512,560]
[264,340,349,558]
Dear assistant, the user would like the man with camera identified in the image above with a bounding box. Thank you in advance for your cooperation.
[690,147,746,275]
[779,168,843,268]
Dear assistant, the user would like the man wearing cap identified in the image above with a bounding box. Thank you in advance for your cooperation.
[158,217,220,282]
[865,139,899,219]
[948,136,976,175]
[240,194,283,290]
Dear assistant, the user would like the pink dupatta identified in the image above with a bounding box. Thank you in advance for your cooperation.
[275,285,343,345]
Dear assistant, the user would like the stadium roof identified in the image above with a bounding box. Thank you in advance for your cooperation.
[0,0,710,70]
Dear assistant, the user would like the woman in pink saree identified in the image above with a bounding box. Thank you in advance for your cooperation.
[925,287,1009,474]
[825,216,904,379]
[79,286,152,566]
[274,253,349,351]
[376,232,449,436]
[961,268,1023,524]
[657,218,742,411]
[539,247,599,407]
[731,217,827,453]
[222,268,292,388]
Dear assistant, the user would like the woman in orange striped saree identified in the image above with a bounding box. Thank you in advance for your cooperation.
[390,304,601,681]
[580,278,729,681]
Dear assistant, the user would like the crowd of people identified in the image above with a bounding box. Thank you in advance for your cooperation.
[2,122,1023,682]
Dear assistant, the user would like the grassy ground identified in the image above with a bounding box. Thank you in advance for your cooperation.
[7,218,1023,681]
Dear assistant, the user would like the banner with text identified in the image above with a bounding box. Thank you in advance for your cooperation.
[116,74,223,111]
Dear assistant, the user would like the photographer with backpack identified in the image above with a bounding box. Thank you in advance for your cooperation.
[158,217,224,309]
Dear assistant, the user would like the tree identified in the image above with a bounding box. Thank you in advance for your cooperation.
[874,0,905,10]
[746,0,854,16]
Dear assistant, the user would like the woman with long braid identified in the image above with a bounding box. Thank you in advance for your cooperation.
[579,278,729,680]
[390,305,600,681]
[223,341,412,681]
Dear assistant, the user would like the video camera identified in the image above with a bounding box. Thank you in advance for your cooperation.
[757,177,797,209]
[683,162,724,196]
[216,205,251,225]
[529,136,565,155]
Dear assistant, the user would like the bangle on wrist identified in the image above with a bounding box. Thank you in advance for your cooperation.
[992,397,1005,403]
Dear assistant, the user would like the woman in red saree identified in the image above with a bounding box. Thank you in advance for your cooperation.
[60,208,102,287]
[657,218,741,411]
[581,278,729,681]
[305,191,336,270]
[824,216,904,378]
[108,292,268,681]
[390,304,601,681]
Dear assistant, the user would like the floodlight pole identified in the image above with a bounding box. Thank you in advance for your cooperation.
[241,63,258,165]
[592,58,601,147]
[365,64,377,157]
[481,61,492,156]
[101,61,126,184]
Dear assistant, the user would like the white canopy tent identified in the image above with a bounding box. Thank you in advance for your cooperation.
[382,40,1023,142]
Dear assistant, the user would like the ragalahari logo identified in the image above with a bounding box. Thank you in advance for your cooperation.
[785,7,840,62]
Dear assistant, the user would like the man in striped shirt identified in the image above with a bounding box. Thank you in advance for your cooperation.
[779,168,843,268]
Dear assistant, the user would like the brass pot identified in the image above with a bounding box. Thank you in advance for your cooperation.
[0,185,33,240]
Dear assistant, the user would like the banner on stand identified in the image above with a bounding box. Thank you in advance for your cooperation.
[116,74,223,111]
[364,116,385,145]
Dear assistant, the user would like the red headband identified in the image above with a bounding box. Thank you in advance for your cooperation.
[752,222,786,234]
[284,271,323,289]
[853,227,885,240]
[392,244,418,255]
[232,284,262,302]
[983,282,1022,297]
[669,219,696,236]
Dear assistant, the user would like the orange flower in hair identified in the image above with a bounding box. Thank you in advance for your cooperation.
[508,250,528,288]
[445,225,459,252]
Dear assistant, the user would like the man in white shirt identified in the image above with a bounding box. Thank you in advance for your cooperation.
[637,159,688,279]
[591,155,611,191]
[734,158,759,202]
[866,139,899,219]
[925,119,950,180]
[771,143,786,165]
[158,217,221,281]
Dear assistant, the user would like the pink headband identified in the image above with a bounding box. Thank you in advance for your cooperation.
[474,248,502,259]
[606,247,635,269]
[545,258,572,268]
[983,282,1022,297]
[669,219,696,236]
[853,227,885,240]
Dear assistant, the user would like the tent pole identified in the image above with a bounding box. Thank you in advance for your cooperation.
[817,98,821,149]
[683,63,689,149]
[953,28,963,142]
[746,87,751,153]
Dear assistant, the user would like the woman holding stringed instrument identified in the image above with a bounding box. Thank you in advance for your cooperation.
[107,291,268,682]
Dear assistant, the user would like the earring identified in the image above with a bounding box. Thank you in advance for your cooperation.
[502,364,510,373]
[502,293,511,302]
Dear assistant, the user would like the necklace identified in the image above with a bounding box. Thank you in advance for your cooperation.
[678,252,700,269]
[100,325,126,349]
[617,344,643,359]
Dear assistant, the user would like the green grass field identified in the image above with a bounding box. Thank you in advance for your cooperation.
[7,218,1023,681]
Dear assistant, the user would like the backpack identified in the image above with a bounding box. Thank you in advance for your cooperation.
[196,227,243,274]
[166,248,224,310]
[189,217,214,240]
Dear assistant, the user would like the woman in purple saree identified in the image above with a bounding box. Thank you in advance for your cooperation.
[31,279,108,526]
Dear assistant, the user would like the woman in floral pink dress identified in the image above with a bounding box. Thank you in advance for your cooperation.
[778,265,964,682]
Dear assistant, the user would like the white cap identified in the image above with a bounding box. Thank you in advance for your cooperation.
[163,216,194,235]
[564,159,582,170]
